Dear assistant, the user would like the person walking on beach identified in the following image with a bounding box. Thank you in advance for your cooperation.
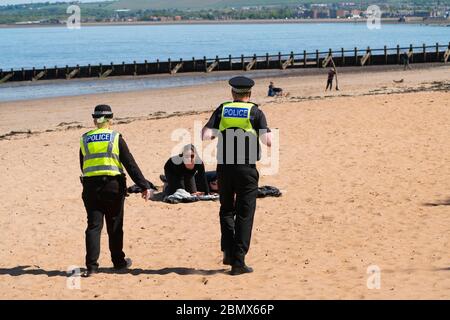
[202,76,272,276]
[79,104,154,277]
[326,67,336,91]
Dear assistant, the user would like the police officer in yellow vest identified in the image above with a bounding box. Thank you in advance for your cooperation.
[202,76,272,275]
[80,105,154,277]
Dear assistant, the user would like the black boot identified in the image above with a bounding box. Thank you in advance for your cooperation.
[230,265,254,276]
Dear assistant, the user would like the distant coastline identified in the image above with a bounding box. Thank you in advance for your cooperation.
[1,17,449,29]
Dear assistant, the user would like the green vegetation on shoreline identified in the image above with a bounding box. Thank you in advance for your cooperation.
[0,0,449,25]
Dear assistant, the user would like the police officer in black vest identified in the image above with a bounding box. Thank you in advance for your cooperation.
[80,105,155,277]
[202,76,272,275]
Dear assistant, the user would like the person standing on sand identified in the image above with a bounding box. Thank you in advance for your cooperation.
[202,76,272,276]
[326,68,336,91]
[79,104,154,277]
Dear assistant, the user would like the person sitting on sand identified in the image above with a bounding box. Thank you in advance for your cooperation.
[163,144,209,196]
[268,82,283,97]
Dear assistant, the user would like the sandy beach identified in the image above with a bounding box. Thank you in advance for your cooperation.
[0,64,449,299]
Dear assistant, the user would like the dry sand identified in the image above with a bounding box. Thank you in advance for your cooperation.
[0,64,449,299]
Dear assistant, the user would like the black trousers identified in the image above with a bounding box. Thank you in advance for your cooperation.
[217,164,259,267]
[164,168,197,195]
[82,176,127,271]
[326,79,333,90]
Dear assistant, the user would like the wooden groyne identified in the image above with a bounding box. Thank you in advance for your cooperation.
[1,43,449,84]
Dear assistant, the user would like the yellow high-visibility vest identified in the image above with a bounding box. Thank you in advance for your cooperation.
[218,102,257,136]
[80,128,123,177]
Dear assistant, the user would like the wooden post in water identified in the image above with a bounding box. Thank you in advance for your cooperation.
[229,55,232,70]
[122,61,125,73]
[204,56,207,72]
[316,50,319,68]
[266,53,269,69]
[278,52,281,68]
[88,64,91,77]
[168,58,171,74]
[409,44,413,63]
[241,54,245,71]
[216,56,219,71]
[396,45,400,64]
[354,47,358,66]
[157,59,160,73]
[384,46,388,64]
[290,51,294,66]
[423,44,426,62]
[436,43,439,61]
[303,50,307,67]
[341,48,345,66]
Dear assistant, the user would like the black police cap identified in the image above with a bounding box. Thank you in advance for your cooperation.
[229,76,255,93]
[92,104,113,118]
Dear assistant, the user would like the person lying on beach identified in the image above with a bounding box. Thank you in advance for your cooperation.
[163,144,209,196]
[268,82,283,97]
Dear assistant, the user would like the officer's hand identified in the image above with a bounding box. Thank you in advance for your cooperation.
[141,189,154,202]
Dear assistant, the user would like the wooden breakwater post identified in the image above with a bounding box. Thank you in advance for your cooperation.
[423,44,427,63]
[436,42,440,62]
[360,47,371,66]
[322,48,332,68]
[408,44,414,63]
[246,54,257,71]
[2,43,449,84]
[206,56,219,73]
[0,69,13,84]
[444,42,450,63]
[171,58,183,74]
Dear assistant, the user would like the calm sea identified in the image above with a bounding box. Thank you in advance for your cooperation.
[0,23,448,102]
[0,23,448,70]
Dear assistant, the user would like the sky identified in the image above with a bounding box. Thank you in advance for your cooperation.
[0,0,107,5]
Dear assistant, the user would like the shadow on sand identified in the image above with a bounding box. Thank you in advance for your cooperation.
[0,265,228,277]
[422,197,450,207]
